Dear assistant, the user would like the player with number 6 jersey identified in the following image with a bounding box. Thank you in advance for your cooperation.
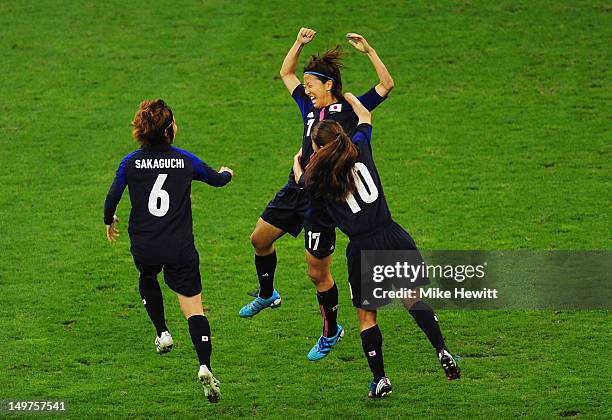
[293,93,460,398]
[103,99,233,403]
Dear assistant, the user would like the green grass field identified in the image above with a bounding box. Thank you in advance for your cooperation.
[1,0,610,418]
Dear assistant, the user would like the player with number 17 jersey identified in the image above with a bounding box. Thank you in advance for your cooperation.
[287,83,385,192]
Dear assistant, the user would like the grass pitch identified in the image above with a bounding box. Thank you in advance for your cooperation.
[0,1,610,418]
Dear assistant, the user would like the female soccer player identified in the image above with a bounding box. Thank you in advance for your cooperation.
[292,94,461,398]
[241,28,394,361]
[104,99,233,403]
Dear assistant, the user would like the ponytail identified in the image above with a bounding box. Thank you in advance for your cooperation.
[306,120,358,202]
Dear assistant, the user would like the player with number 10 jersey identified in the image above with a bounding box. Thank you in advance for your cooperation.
[294,94,461,398]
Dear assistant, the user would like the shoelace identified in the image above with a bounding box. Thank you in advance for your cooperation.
[316,336,333,351]
[244,294,278,314]
[249,299,267,310]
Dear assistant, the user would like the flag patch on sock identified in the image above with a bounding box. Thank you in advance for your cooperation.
[368,350,377,357]
[202,336,209,342]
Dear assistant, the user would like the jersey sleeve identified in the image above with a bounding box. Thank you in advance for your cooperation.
[351,123,373,145]
[357,87,387,112]
[292,84,313,122]
[103,158,128,225]
[174,147,232,187]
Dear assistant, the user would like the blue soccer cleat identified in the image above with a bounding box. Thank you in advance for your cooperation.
[239,289,282,318]
[307,324,345,361]
[368,377,393,398]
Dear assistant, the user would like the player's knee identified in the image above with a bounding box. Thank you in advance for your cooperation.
[307,265,323,283]
[307,264,330,285]
[357,309,377,331]
[250,230,270,251]
[249,230,258,247]
[178,295,204,319]
[250,230,263,249]
[182,308,204,319]
[402,296,419,310]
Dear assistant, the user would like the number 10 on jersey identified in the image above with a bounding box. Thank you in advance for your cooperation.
[346,162,379,214]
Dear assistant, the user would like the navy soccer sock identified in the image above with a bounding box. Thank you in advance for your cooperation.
[139,275,168,336]
[188,315,212,370]
[408,300,447,353]
[361,324,386,382]
[256,251,277,299]
[317,283,339,337]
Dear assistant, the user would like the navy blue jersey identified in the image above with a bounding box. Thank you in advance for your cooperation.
[104,144,232,264]
[286,85,386,189]
[322,124,392,238]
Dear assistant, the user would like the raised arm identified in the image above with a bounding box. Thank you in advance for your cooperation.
[347,33,394,97]
[280,27,316,94]
[344,93,371,125]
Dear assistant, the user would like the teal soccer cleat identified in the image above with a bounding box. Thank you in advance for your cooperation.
[239,289,282,318]
[307,324,345,361]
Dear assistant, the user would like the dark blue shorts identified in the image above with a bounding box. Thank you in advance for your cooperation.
[260,186,308,237]
[346,221,429,308]
[303,198,336,259]
[261,186,336,259]
[133,249,202,297]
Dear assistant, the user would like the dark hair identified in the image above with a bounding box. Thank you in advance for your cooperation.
[304,45,344,101]
[132,99,174,146]
[306,120,359,202]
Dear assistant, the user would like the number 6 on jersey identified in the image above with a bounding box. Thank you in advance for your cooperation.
[148,174,170,217]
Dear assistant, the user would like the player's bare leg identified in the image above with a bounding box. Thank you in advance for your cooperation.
[177,293,220,403]
[177,293,205,318]
[306,252,334,292]
[356,308,377,333]
[251,217,285,257]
